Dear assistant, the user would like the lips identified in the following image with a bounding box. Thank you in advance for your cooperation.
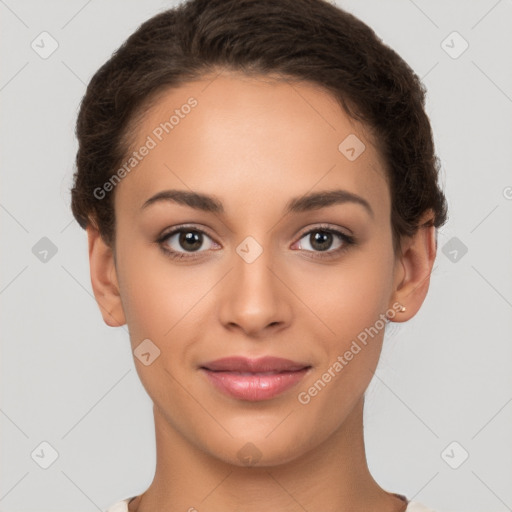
[200,356,312,401]
[200,356,311,373]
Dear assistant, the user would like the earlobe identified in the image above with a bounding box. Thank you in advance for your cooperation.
[389,211,437,323]
[87,225,126,327]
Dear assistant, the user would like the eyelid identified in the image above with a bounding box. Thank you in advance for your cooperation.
[293,223,355,256]
[158,223,216,242]
[157,223,351,243]
[156,224,221,248]
[156,222,355,260]
[295,223,352,240]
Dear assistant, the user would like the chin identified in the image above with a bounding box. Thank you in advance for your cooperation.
[201,428,313,469]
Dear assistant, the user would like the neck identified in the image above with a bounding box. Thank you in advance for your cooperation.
[129,397,407,512]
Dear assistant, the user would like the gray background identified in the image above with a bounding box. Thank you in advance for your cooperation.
[1,1,511,511]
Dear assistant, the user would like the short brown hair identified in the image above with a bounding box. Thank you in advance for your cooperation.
[70,0,448,253]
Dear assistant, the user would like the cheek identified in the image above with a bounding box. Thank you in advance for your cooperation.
[294,238,395,402]
[116,240,192,339]
[303,242,395,343]
[115,240,219,389]
[115,244,201,404]
[293,261,393,435]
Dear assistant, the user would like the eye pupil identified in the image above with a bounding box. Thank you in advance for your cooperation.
[310,231,332,251]
[180,231,202,251]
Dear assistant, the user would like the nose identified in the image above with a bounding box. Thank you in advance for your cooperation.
[217,239,292,337]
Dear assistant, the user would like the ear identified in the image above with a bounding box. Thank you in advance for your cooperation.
[389,210,438,323]
[87,224,126,327]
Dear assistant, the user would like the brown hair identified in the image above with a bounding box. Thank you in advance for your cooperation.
[70,0,448,254]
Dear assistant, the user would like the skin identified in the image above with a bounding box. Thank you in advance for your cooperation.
[87,70,437,512]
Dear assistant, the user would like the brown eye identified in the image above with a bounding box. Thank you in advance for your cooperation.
[176,230,204,252]
[157,225,219,260]
[307,231,334,251]
[294,226,356,260]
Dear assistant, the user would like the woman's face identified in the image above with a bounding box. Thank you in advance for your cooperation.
[104,71,405,466]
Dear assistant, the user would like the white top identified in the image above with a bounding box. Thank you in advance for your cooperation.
[105,496,438,512]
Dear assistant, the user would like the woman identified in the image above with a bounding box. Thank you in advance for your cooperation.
[70,0,448,510]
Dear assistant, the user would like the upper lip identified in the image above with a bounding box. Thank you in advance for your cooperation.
[200,356,311,373]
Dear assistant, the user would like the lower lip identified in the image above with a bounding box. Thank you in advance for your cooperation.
[201,368,310,401]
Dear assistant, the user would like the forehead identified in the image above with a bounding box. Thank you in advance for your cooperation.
[115,71,389,219]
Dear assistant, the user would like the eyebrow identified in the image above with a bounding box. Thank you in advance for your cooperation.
[141,188,374,218]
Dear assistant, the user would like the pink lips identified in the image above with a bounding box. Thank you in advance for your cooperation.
[200,356,311,401]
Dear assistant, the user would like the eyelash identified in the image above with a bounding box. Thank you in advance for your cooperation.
[155,223,356,262]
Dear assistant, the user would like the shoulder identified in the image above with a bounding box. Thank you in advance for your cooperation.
[406,501,444,512]
[105,497,445,512]
[104,497,133,512]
